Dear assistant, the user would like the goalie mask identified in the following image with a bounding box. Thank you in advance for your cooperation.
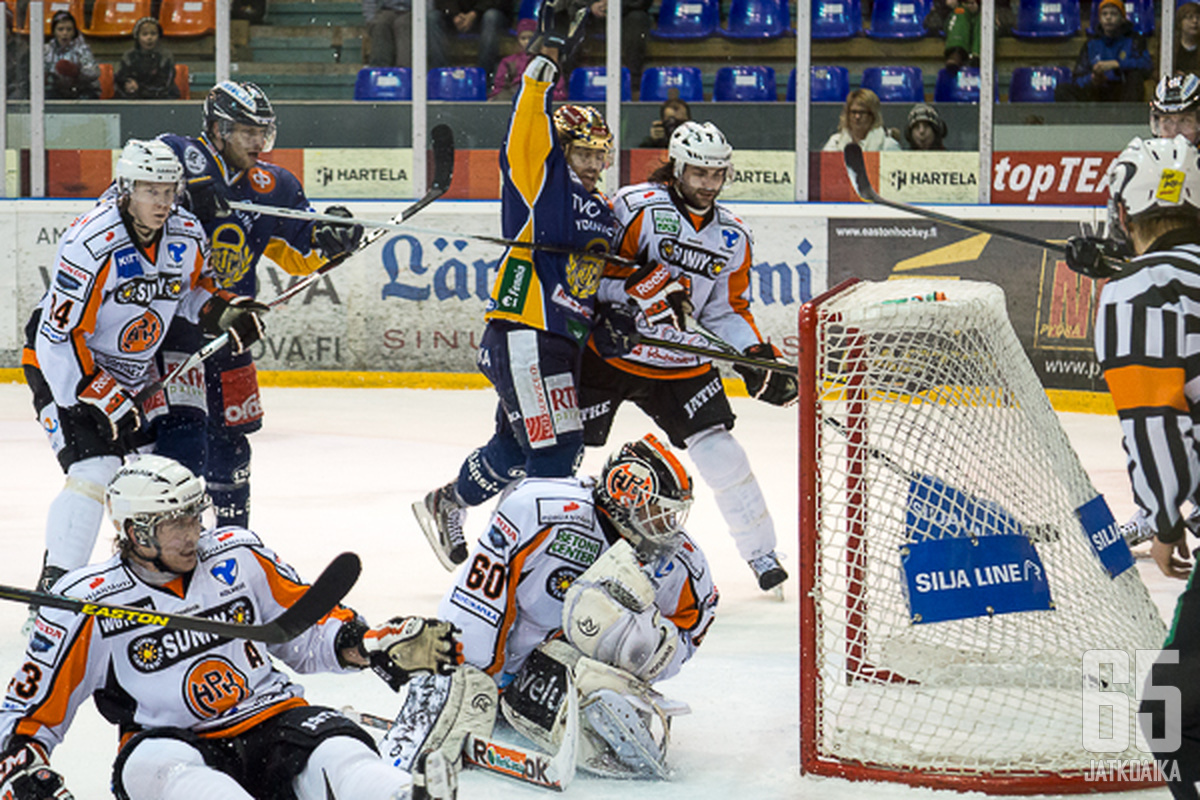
[595,434,693,557]
[1105,136,1200,236]
[106,455,209,550]
[203,80,277,152]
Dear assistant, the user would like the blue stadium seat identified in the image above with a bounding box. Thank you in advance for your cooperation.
[354,67,412,101]
[428,67,487,101]
[1008,66,1071,102]
[1088,0,1153,35]
[861,66,924,102]
[713,66,777,101]
[651,0,719,38]
[812,0,861,39]
[934,67,979,102]
[1011,0,1081,38]
[640,66,705,102]
[568,67,632,101]
[790,66,851,101]
[865,0,929,39]
[721,0,788,38]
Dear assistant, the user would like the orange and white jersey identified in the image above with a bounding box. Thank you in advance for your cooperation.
[0,528,357,753]
[598,182,766,378]
[23,198,213,407]
[437,476,718,684]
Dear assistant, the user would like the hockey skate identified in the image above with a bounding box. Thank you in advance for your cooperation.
[1120,509,1156,548]
[412,484,469,571]
[748,551,788,596]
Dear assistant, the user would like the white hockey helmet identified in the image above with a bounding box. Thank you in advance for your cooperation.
[106,455,208,548]
[115,138,184,196]
[594,434,693,557]
[1106,135,1200,232]
[668,121,733,180]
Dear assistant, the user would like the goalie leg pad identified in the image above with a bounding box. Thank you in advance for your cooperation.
[381,666,497,773]
[580,688,669,780]
[501,640,581,753]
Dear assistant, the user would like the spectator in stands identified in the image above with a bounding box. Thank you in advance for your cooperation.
[823,89,901,152]
[581,0,653,87]
[489,19,568,101]
[5,6,29,100]
[640,98,691,147]
[232,0,269,24]
[365,0,413,68]
[904,103,947,150]
[115,17,180,99]
[925,0,1013,71]
[1056,0,1152,102]
[43,10,100,100]
[1177,1,1200,76]
[430,0,510,79]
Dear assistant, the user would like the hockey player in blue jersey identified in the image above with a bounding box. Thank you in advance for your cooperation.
[154,81,363,530]
[411,12,644,570]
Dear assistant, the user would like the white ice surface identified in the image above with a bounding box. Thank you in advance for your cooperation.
[0,383,1176,799]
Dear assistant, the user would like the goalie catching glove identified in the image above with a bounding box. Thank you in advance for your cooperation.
[343,617,463,691]
[199,293,268,355]
[733,343,797,407]
[624,261,693,331]
[312,205,364,260]
[76,369,140,442]
[0,740,73,800]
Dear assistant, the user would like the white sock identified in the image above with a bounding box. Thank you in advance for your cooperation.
[120,737,253,800]
[294,736,412,800]
[45,456,121,570]
[685,427,777,560]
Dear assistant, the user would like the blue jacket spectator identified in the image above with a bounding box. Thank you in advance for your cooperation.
[1056,0,1152,103]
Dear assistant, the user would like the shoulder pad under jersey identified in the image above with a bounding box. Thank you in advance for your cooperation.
[198,527,266,560]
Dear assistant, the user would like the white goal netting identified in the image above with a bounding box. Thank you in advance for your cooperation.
[800,279,1167,791]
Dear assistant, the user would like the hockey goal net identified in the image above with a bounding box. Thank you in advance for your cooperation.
[797,278,1167,793]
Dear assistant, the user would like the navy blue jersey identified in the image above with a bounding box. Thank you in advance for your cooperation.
[159,133,325,296]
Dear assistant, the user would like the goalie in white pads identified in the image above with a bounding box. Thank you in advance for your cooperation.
[379,434,717,780]
[0,456,461,800]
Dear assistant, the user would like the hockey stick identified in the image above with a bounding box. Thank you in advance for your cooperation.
[634,331,798,376]
[225,202,637,268]
[346,691,578,791]
[842,143,1073,254]
[5,551,361,644]
[132,126,457,407]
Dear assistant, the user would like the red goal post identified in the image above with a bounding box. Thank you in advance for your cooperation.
[797,278,1167,794]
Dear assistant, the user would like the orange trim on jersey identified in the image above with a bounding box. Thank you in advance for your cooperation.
[250,551,357,626]
[21,347,38,368]
[15,617,96,739]
[264,238,323,277]
[161,575,186,599]
[486,525,557,676]
[197,696,308,739]
[70,255,114,378]
[666,577,700,632]
[607,212,644,279]
[1104,364,1189,412]
[725,248,762,337]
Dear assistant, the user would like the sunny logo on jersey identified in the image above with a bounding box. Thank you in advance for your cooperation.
[185,656,251,718]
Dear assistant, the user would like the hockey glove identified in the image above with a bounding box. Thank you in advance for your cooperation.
[624,261,692,331]
[185,175,231,222]
[360,617,463,691]
[200,294,268,355]
[733,343,798,407]
[0,740,73,800]
[592,302,641,357]
[76,369,141,442]
[1064,236,1120,279]
[529,0,591,61]
[312,206,364,260]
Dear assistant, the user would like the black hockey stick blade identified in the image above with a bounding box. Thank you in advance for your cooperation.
[428,123,455,195]
[2,551,361,644]
[841,143,1070,254]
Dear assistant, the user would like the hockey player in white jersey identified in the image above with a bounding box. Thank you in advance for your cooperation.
[579,121,797,591]
[20,139,270,629]
[0,455,461,800]
[378,434,717,779]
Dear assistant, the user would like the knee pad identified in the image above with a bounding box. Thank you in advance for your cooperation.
[295,736,410,800]
[116,734,248,800]
[456,438,525,507]
[45,456,122,570]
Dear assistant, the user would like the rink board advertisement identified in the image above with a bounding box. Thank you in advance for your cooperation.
[826,216,1107,393]
[0,201,825,374]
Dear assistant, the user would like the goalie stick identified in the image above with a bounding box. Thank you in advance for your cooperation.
[1,552,360,644]
[132,126,456,407]
[344,686,579,792]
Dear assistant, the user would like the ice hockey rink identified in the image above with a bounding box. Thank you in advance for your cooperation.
[0,381,1180,799]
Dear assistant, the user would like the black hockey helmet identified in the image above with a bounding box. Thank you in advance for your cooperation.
[203,80,276,151]
[594,434,693,557]
[1150,74,1200,143]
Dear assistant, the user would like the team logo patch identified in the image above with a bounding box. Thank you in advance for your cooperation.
[211,559,238,586]
[449,587,502,627]
[184,145,206,175]
[247,166,276,194]
[652,208,681,236]
[495,255,532,312]
[545,566,580,600]
[126,597,254,670]
[28,617,66,667]
[721,229,740,248]
[166,241,187,266]
[113,246,143,279]
[565,238,607,298]
[543,373,581,435]
[118,309,164,353]
[545,527,602,567]
[220,363,263,426]
[184,656,250,718]
[538,499,593,527]
[211,223,252,287]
